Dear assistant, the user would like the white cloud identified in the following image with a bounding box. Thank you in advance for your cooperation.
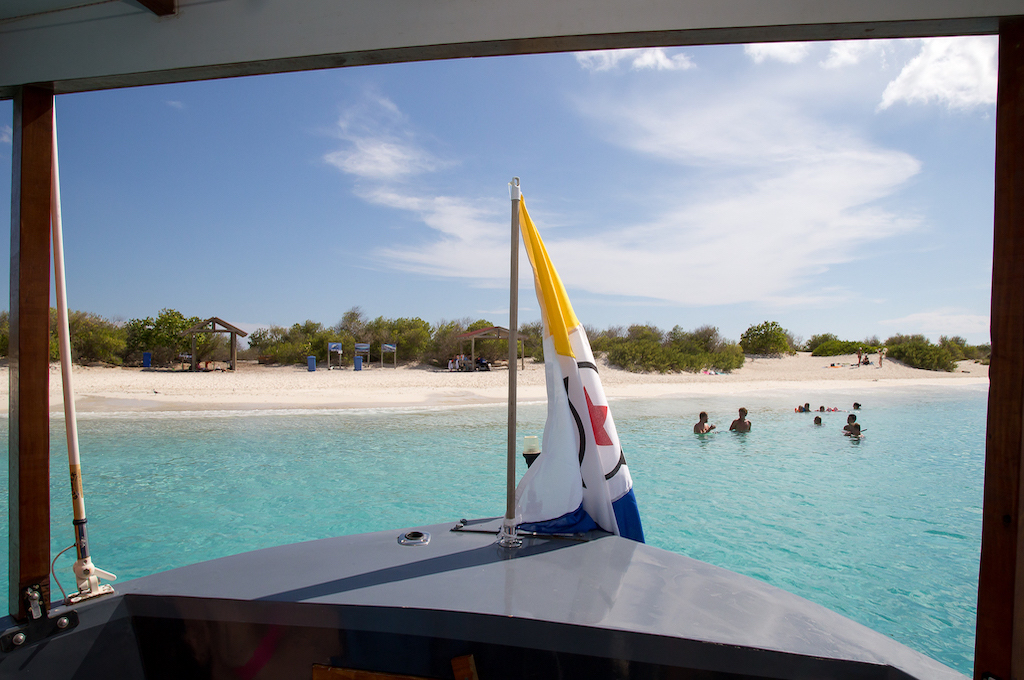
[336,49,929,312]
[880,309,989,337]
[541,79,922,307]
[880,37,997,110]
[745,42,811,64]
[325,94,448,180]
[821,41,885,69]
[1,125,11,144]
[576,48,694,72]
[166,100,184,110]
[364,81,921,309]
[364,189,512,282]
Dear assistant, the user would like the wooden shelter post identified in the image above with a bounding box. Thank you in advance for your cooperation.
[9,85,54,621]
[976,17,1024,680]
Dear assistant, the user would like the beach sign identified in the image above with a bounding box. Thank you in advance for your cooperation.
[327,342,343,370]
[513,196,644,542]
[381,343,397,368]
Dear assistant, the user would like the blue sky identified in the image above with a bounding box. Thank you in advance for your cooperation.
[0,37,998,346]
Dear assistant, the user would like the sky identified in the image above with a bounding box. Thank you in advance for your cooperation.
[0,37,998,347]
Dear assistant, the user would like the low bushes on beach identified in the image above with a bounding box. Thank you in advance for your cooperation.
[884,334,989,372]
[810,339,879,357]
[0,306,990,375]
[801,331,990,372]
[594,324,745,374]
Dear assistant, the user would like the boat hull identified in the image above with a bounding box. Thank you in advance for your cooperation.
[0,519,965,679]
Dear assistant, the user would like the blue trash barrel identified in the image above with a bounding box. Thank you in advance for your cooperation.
[142,352,151,368]
[354,356,363,371]
[307,356,316,372]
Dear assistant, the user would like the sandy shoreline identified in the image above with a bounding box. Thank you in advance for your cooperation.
[0,352,988,414]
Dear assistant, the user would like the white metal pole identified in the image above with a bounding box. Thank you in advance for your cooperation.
[51,109,116,600]
[500,178,522,548]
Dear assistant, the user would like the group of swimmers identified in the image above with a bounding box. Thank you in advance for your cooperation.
[694,408,751,434]
[797,401,864,436]
[695,402,864,437]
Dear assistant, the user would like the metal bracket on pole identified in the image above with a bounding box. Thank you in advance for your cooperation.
[68,557,116,604]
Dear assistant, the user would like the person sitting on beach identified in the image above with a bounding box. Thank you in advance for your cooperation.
[694,412,716,434]
[813,416,822,426]
[730,408,751,432]
[843,413,857,434]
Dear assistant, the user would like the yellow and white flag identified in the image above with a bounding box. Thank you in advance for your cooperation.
[514,197,644,542]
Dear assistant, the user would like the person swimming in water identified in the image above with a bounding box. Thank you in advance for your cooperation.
[813,416,822,426]
[843,413,857,434]
[694,411,716,434]
[730,407,751,432]
[844,423,864,437]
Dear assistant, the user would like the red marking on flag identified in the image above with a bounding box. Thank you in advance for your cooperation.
[585,388,613,446]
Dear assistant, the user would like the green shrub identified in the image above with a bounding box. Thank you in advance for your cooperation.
[805,333,838,353]
[248,321,348,365]
[607,338,671,372]
[740,321,794,356]
[811,339,879,357]
[602,324,744,373]
[518,321,544,362]
[627,324,664,344]
[122,309,211,366]
[712,343,746,371]
[425,318,470,366]
[68,311,126,364]
[887,337,956,372]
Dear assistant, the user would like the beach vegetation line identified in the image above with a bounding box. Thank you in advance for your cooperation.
[589,324,745,374]
[0,308,992,374]
[805,332,990,372]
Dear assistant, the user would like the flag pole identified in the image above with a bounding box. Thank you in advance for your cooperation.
[500,178,522,548]
[51,108,116,601]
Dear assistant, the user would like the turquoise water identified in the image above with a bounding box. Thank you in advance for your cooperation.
[0,382,984,675]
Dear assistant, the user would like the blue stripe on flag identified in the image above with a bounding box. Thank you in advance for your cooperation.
[611,488,645,543]
[518,503,598,535]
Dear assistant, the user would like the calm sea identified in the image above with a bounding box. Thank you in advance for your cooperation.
[0,381,986,675]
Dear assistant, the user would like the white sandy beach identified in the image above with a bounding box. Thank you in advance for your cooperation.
[0,352,988,414]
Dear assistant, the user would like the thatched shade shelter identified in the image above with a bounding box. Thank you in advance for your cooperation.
[456,326,524,371]
[182,317,248,371]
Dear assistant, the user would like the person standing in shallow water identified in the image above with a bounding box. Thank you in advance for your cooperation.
[730,408,751,432]
[694,412,716,434]
[843,413,857,434]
